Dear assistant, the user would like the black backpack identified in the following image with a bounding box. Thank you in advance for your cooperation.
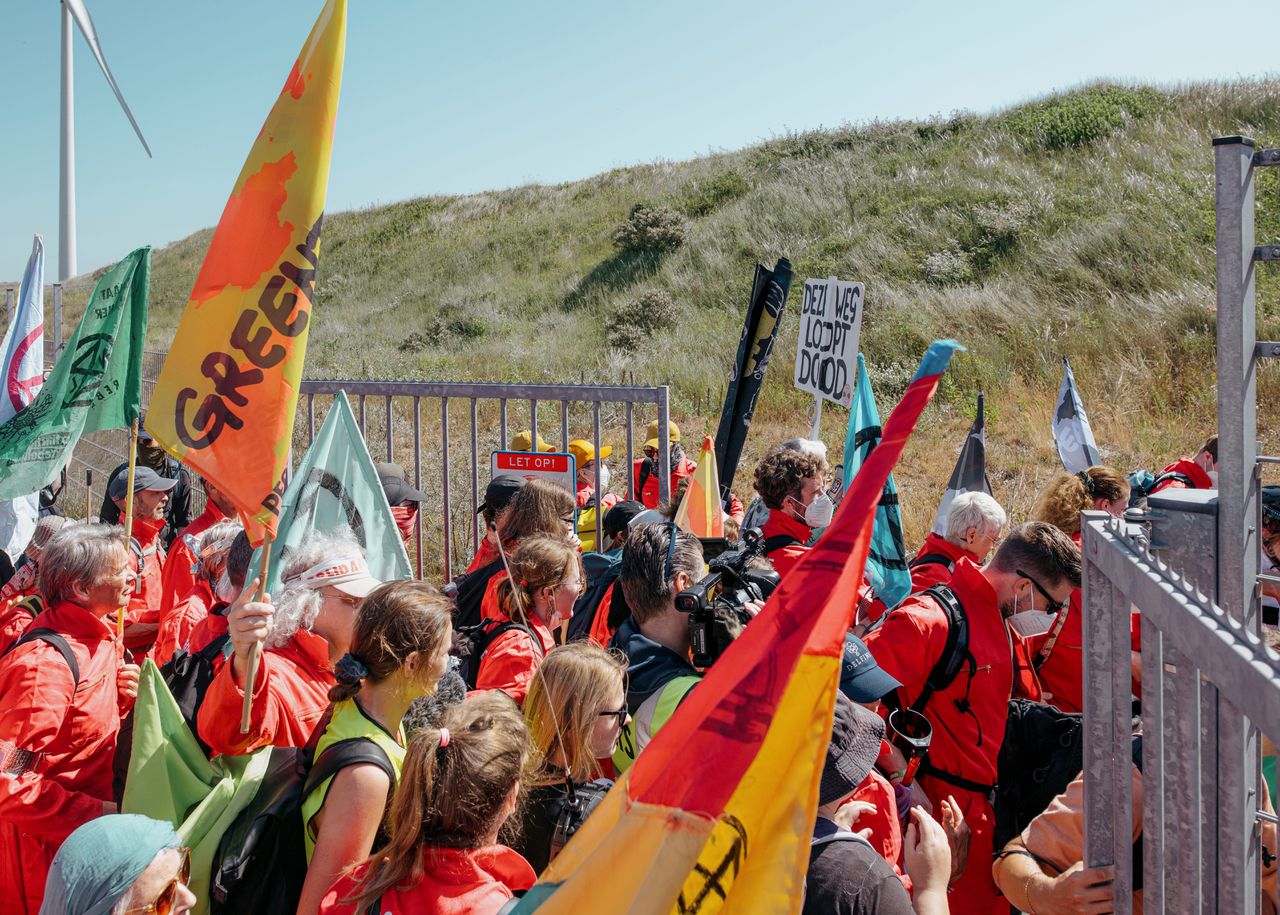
[451,557,505,631]
[451,617,544,690]
[113,632,231,803]
[1127,469,1193,507]
[209,716,395,915]
[909,552,955,576]
[547,777,612,861]
[875,585,976,722]
[994,699,1084,851]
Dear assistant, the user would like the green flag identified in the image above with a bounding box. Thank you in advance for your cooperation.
[123,661,272,914]
[255,390,413,593]
[0,247,150,499]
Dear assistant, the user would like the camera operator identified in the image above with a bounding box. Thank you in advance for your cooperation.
[609,522,764,773]
[755,447,833,581]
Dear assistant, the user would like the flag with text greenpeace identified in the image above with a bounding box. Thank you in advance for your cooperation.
[0,248,148,500]
[514,341,960,915]
[146,0,347,545]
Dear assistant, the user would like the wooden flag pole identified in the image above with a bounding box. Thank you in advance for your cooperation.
[239,534,273,734]
[116,421,139,640]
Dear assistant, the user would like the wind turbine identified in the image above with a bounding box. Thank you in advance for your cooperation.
[58,0,152,282]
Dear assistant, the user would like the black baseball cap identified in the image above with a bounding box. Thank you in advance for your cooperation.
[479,476,524,514]
[108,466,178,501]
[603,501,644,539]
[376,462,426,506]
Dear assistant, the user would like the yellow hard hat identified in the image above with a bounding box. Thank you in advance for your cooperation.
[510,430,556,453]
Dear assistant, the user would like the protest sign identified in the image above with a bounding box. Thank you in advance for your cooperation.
[794,277,863,435]
[491,450,577,495]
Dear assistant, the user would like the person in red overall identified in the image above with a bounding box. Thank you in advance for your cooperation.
[187,530,253,655]
[474,536,583,705]
[753,447,833,581]
[151,519,242,667]
[319,693,534,915]
[863,522,1081,915]
[0,516,72,651]
[631,421,696,510]
[154,478,232,643]
[0,523,141,913]
[464,477,524,575]
[109,466,177,655]
[910,491,1006,594]
[1026,467,1130,713]
[198,533,381,757]
[1150,434,1218,495]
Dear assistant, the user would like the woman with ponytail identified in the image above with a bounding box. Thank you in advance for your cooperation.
[1026,466,1130,714]
[318,692,535,914]
[297,580,453,915]
[518,642,629,872]
[474,536,583,706]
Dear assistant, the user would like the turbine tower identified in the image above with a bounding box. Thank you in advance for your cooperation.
[59,0,151,282]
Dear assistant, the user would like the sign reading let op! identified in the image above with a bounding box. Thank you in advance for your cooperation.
[491,450,577,496]
[793,277,864,408]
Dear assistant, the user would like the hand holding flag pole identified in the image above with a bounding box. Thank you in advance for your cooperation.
[116,420,138,640]
[239,537,272,734]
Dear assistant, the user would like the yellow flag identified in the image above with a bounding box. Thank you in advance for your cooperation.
[146,0,346,544]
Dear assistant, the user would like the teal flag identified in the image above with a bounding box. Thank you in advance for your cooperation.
[123,661,272,915]
[255,390,412,593]
[842,353,911,609]
[0,247,150,499]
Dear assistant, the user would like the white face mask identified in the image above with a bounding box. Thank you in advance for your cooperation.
[214,571,239,604]
[596,464,611,491]
[801,491,835,528]
[1207,470,1219,486]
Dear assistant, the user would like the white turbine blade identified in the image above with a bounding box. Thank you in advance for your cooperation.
[63,0,152,158]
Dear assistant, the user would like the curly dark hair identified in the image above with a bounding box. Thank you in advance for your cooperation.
[753,449,830,510]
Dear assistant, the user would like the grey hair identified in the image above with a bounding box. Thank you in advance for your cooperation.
[945,492,1007,547]
[267,528,365,649]
[619,522,704,625]
[779,437,828,462]
[40,522,129,609]
[194,519,243,586]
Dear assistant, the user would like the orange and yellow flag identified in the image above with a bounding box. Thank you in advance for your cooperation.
[674,434,724,538]
[513,341,959,915]
[145,0,346,544]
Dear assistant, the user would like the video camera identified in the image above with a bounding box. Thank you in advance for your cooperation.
[675,528,780,669]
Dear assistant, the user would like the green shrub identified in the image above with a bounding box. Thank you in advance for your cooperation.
[921,249,974,286]
[1005,85,1166,151]
[681,169,751,217]
[612,204,687,254]
[608,289,680,349]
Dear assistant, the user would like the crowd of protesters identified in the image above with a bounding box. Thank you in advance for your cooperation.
[0,421,1262,915]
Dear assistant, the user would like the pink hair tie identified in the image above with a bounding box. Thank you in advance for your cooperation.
[438,727,451,749]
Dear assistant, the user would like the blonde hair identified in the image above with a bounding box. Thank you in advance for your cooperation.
[1030,466,1129,537]
[496,535,582,626]
[524,642,627,785]
[344,693,530,910]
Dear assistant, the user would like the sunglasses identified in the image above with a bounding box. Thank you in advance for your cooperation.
[607,711,635,759]
[598,706,628,727]
[663,520,678,582]
[121,847,190,915]
[1016,568,1068,614]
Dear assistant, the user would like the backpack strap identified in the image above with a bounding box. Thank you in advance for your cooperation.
[3,628,79,685]
[1034,602,1072,670]
[762,534,803,555]
[1153,470,1193,491]
[637,459,654,500]
[303,737,396,798]
[909,552,955,572]
[909,585,975,720]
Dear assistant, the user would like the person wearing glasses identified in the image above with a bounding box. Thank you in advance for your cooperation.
[1025,467,1130,716]
[631,421,696,510]
[861,523,1081,915]
[608,522,707,773]
[41,814,194,915]
[518,642,629,872]
[473,536,584,706]
[197,531,382,758]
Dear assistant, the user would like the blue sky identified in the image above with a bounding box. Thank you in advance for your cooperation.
[1,0,1271,282]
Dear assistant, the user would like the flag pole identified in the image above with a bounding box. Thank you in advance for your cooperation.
[240,534,272,734]
[116,420,138,640]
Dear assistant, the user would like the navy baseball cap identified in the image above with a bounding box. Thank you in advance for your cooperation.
[839,633,901,704]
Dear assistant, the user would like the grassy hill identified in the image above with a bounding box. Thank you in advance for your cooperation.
[57,79,1280,543]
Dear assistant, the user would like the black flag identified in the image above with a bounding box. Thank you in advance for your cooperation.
[931,390,991,535]
[713,258,793,504]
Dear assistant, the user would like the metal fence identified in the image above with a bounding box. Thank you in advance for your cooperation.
[1078,133,1280,912]
[55,355,672,583]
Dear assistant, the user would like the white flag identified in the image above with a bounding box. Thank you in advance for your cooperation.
[1052,356,1100,475]
[0,236,47,557]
